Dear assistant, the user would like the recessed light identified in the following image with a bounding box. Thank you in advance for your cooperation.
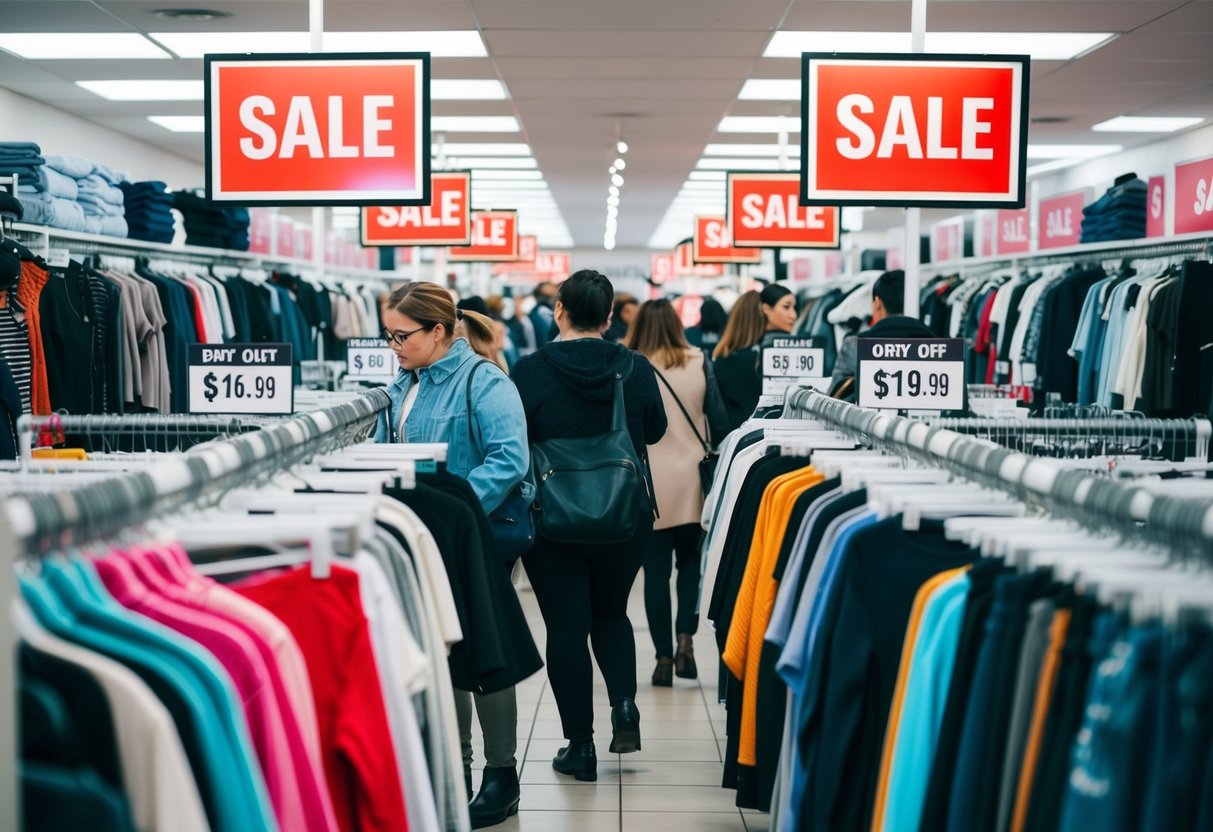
[431,116,521,133]
[153,8,231,20]
[738,79,800,101]
[444,157,537,169]
[0,33,171,59]
[77,80,203,101]
[148,115,205,132]
[467,170,545,181]
[696,158,783,170]
[704,143,799,157]
[435,143,531,156]
[764,31,1115,61]
[149,30,487,58]
[1092,116,1204,133]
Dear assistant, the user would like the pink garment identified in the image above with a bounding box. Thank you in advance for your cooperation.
[96,552,307,832]
[129,544,339,832]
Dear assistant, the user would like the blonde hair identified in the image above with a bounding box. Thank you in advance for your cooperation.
[712,291,765,359]
[456,309,507,371]
[626,299,694,370]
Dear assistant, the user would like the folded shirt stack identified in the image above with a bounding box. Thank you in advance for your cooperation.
[173,190,250,251]
[119,180,177,244]
[46,155,129,238]
[0,142,90,233]
[1080,174,1147,243]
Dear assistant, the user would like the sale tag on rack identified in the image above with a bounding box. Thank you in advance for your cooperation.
[856,337,965,411]
[997,207,1031,253]
[728,172,841,248]
[1037,190,1087,250]
[345,337,397,381]
[188,344,294,415]
[448,210,520,262]
[1146,175,1166,238]
[361,170,471,246]
[761,337,827,395]
[1174,155,1213,234]
[800,53,1030,208]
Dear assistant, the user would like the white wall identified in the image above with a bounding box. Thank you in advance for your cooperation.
[0,87,203,188]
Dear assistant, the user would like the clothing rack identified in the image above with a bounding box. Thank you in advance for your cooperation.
[14,413,278,462]
[783,388,1213,560]
[930,415,1212,461]
[924,230,1213,274]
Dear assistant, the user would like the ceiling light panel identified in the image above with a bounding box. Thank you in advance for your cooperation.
[717,117,801,134]
[696,158,783,170]
[435,143,531,156]
[1091,116,1204,133]
[0,33,171,59]
[703,143,799,157]
[738,79,800,101]
[444,157,537,169]
[431,116,521,133]
[149,30,487,58]
[148,115,205,132]
[430,80,507,100]
[1027,144,1123,159]
[77,80,204,101]
[467,170,545,181]
[689,171,727,181]
[764,31,1114,61]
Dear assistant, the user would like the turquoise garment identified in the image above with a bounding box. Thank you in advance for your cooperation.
[373,337,532,512]
[26,560,277,832]
[880,571,970,832]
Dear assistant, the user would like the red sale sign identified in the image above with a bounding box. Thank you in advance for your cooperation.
[361,171,471,246]
[651,253,674,285]
[249,208,273,254]
[518,235,538,264]
[930,216,965,263]
[448,210,519,262]
[975,211,997,257]
[693,216,762,264]
[274,215,295,257]
[997,207,1031,254]
[493,235,538,275]
[728,172,841,249]
[205,52,430,205]
[535,252,571,278]
[801,53,1029,207]
[1146,175,1166,238]
[1175,155,1213,235]
[788,258,814,282]
[675,243,724,277]
[1038,190,1088,250]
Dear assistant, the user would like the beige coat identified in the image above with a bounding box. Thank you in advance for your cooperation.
[648,349,709,530]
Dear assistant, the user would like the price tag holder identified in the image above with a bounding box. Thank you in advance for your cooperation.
[188,343,294,415]
[857,338,965,412]
[346,337,397,381]
[761,338,826,395]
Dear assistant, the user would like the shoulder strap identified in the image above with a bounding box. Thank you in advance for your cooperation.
[652,365,709,452]
[465,358,492,447]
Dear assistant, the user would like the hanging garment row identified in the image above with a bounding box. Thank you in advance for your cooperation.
[698,396,1213,832]
[8,422,543,832]
[0,236,385,440]
[921,249,1213,416]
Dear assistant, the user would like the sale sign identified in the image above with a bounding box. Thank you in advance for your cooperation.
[651,253,674,285]
[976,211,997,257]
[249,208,273,254]
[727,172,841,249]
[1174,155,1213,234]
[930,216,965,263]
[361,171,471,246]
[535,252,571,278]
[1146,175,1166,238]
[800,53,1030,207]
[274,215,295,257]
[788,258,814,282]
[492,235,539,275]
[518,235,538,264]
[1038,190,1087,250]
[448,210,520,261]
[693,216,762,264]
[675,242,725,277]
[205,52,431,205]
[997,207,1031,254]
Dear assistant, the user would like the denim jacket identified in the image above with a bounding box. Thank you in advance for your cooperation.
[373,338,532,513]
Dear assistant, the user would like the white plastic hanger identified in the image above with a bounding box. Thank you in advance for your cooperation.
[158,513,340,579]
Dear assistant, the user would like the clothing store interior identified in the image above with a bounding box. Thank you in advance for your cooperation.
[2,0,1213,830]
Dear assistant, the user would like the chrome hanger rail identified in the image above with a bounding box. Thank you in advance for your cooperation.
[15,413,278,462]
[784,387,1213,561]
[4,388,389,556]
[931,415,1211,461]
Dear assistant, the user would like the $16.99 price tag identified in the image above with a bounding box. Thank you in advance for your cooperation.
[856,337,965,411]
[187,344,294,415]
[346,337,397,380]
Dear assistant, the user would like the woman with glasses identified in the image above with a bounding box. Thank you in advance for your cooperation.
[373,281,537,829]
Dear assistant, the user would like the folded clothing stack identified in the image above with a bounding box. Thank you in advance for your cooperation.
[1081,174,1147,243]
[119,180,176,244]
[173,190,250,250]
[0,142,89,233]
[46,155,129,238]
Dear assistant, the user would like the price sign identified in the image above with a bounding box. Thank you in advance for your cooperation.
[188,344,293,415]
[761,338,827,395]
[857,337,964,411]
[997,207,1031,254]
[346,337,397,381]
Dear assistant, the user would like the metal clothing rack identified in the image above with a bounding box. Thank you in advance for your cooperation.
[930,415,1212,461]
[15,413,277,462]
[925,230,1213,275]
[784,388,1213,560]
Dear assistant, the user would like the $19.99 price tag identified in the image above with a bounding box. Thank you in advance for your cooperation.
[856,338,965,412]
[346,337,397,380]
[188,344,294,415]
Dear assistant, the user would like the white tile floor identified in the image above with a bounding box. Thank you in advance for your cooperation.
[466,570,770,832]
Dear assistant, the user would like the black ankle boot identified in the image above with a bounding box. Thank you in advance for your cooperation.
[469,766,520,828]
[609,699,642,754]
[463,766,473,799]
[552,740,597,782]
[652,657,675,687]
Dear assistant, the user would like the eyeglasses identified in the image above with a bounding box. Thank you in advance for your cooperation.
[381,325,431,347]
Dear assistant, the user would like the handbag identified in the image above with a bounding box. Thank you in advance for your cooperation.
[466,360,535,561]
[529,369,647,545]
[702,354,730,446]
[653,363,718,496]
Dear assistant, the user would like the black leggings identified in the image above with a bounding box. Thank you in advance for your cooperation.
[523,527,650,742]
[643,523,702,660]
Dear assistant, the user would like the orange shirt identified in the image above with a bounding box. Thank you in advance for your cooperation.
[17,260,50,415]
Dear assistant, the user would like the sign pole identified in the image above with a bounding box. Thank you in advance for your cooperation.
[903,0,927,318]
[309,0,326,282]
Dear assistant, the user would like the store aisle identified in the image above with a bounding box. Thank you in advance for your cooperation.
[466,570,767,832]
